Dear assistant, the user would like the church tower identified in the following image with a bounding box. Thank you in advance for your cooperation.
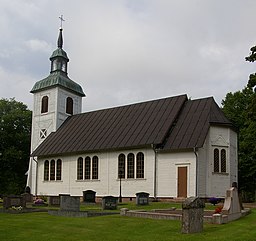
[27,26,85,194]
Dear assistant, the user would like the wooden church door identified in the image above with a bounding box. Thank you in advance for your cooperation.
[177,166,187,198]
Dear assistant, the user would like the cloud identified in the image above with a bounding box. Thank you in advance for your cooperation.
[0,0,255,112]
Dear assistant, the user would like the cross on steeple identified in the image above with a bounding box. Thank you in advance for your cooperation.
[59,15,65,29]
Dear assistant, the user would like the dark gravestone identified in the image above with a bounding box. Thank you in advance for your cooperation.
[181,197,205,234]
[136,192,149,205]
[3,195,26,209]
[102,196,118,210]
[21,193,33,203]
[83,190,96,203]
[49,196,60,206]
[60,194,80,212]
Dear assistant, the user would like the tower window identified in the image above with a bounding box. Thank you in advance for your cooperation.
[41,96,49,113]
[66,97,73,115]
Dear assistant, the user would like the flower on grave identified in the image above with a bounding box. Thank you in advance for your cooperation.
[209,197,221,205]
[214,206,223,214]
[11,206,23,211]
[34,198,45,205]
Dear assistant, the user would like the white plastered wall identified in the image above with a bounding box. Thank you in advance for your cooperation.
[156,151,196,198]
[205,126,238,198]
[27,86,82,195]
[36,148,155,197]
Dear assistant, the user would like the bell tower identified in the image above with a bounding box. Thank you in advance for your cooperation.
[27,25,85,194]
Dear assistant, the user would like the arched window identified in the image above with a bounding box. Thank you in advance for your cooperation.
[136,152,144,178]
[221,149,226,173]
[92,156,99,179]
[84,156,91,180]
[118,154,125,179]
[127,153,135,178]
[77,157,83,180]
[50,159,55,180]
[41,96,48,113]
[56,159,62,180]
[214,148,219,172]
[66,97,73,115]
[44,160,49,181]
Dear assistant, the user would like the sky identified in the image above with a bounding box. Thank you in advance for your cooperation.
[0,0,256,112]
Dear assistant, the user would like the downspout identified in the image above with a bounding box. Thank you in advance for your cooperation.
[32,156,38,197]
[152,144,157,201]
[193,146,198,197]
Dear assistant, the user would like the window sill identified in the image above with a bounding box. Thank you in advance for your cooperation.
[212,172,229,176]
[43,180,63,182]
[76,179,100,182]
[116,178,146,181]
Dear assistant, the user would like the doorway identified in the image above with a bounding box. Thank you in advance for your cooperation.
[177,166,187,198]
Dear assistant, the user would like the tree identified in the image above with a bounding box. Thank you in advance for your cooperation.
[221,46,256,201]
[0,98,32,195]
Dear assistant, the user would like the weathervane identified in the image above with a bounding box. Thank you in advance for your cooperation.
[59,15,65,29]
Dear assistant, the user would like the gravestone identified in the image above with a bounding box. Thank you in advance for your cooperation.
[3,195,26,209]
[21,193,33,203]
[222,185,242,221]
[102,196,118,210]
[181,197,205,234]
[83,190,96,203]
[60,194,80,212]
[136,192,149,205]
[48,196,60,206]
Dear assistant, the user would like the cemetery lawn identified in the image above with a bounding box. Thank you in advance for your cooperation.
[0,206,255,241]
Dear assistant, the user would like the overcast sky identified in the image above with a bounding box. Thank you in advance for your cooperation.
[0,0,255,112]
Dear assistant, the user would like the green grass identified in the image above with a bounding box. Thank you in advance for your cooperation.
[0,203,255,241]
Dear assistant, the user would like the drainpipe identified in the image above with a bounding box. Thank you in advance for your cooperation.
[152,144,157,201]
[193,146,198,197]
[32,156,38,197]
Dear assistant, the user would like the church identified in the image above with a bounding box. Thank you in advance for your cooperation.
[26,27,238,200]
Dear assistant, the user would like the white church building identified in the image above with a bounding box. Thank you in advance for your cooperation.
[26,28,238,200]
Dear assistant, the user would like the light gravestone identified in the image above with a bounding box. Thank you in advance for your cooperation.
[221,185,241,222]
[181,197,205,234]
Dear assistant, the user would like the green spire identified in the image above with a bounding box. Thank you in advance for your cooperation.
[31,28,85,97]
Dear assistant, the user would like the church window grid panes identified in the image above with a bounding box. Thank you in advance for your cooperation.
[44,160,49,181]
[136,152,144,178]
[41,96,49,113]
[213,148,227,173]
[66,97,73,115]
[56,159,62,180]
[92,156,99,180]
[84,156,91,180]
[50,159,55,180]
[127,153,135,178]
[221,149,227,173]
[118,154,125,179]
[77,157,83,180]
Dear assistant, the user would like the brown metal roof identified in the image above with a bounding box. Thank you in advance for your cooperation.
[32,94,189,157]
[163,97,233,151]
